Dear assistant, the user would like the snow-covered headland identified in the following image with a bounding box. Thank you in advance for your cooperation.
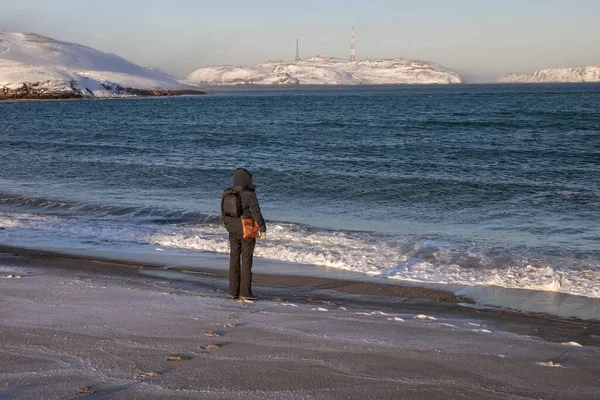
[186,56,463,86]
[0,31,203,100]
[499,66,600,83]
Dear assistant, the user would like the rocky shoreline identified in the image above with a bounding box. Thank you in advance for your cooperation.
[0,83,205,100]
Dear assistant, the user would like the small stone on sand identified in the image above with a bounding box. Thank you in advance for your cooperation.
[387,317,405,322]
[224,323,239,328]
[78,386,95,394]
[562,341,583,347]
[145,371,161,377]
[414,314,437,321]
[167,354,191,361]
[537,361,564,368]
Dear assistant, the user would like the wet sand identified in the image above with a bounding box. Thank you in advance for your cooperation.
[1,245,599,399]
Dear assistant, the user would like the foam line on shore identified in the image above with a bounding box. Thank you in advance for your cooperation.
[1,209,599,301]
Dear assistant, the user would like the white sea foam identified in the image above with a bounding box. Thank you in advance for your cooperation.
[1,210,599,300]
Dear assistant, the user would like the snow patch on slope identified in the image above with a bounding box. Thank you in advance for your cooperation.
[499,66,600,83]
[0,31,188,98]
[187,56,463,85]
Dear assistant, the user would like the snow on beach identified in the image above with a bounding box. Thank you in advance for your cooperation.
[0,262,599,398]
[0,31,191,98]
[186,56,463,85]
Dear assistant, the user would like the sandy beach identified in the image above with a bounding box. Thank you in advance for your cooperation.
[1,246,599,399]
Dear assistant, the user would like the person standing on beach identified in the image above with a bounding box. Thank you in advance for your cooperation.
[221,168,267,300]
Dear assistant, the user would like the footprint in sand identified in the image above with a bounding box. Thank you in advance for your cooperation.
[414,314,437,321]
[199,344,221,350]
[311,307,328,312]
[144,371,162,377]
[204,331,221,337]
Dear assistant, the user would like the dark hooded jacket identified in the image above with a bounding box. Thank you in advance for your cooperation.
[222,168,267,234]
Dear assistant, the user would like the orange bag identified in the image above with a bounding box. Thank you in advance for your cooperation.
[241,218,260,239]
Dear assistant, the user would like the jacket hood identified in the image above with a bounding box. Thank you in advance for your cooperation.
[233,168,256,190]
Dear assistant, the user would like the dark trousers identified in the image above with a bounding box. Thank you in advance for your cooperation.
[228,232,256,297]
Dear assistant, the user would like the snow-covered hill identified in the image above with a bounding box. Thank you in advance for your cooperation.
[0,31,198,99]
[186,56,463,85]
[499,66,600,83]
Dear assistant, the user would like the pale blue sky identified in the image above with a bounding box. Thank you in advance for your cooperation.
[1,0,599,82]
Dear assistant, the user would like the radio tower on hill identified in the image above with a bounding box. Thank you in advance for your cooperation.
[295,38,300,62]
[350,26,356,61]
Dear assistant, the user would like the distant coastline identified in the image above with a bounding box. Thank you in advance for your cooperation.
[4,83,600,102]
[499,66,600,83]
[0,86,205,101]
[0,31,203,101]
[186,57,463,86]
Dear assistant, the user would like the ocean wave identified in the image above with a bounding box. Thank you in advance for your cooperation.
[0,192,213,224]
[1,210,599,300]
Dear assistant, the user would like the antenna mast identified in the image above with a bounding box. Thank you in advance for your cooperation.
[295,38,300,62]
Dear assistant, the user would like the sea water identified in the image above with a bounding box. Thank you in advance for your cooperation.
[1,84,599,304]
